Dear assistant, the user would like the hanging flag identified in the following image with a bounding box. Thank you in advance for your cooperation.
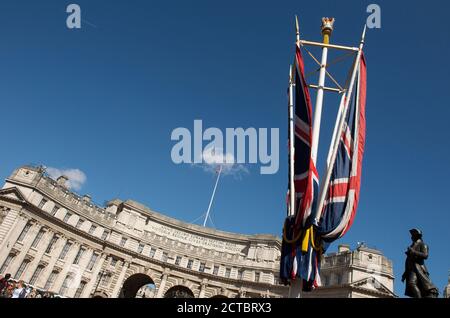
[317,54,367,242]
[280,43,319,284]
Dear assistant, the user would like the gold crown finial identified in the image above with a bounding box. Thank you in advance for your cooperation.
[321,17,335,35]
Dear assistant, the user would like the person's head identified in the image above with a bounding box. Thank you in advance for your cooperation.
[18,280,24,288]
[4,274,11,280]
[410,228,422,242]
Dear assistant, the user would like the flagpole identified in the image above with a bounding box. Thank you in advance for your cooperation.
[288,64,295,217]
[326,93,346,167]
[203,165,223,227]
[309,18,335,165]
[288,16,301,299]
[313,25,366,226]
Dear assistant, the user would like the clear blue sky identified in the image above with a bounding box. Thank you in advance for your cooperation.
[0,0,449,296]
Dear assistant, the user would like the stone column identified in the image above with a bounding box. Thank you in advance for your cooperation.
[156,273,169,298]
[111,260,130,298]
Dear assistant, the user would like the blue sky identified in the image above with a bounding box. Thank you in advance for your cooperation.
[0,0,449,296]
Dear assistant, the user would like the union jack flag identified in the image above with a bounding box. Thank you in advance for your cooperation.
[292,44,319,229]
[280,43,319,284]
[317,54,367,242]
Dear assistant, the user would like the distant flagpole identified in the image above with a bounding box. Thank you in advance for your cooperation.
[203,164,223,227]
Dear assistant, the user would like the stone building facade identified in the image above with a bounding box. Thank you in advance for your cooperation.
[302,244,396,298]
[0,165,398,298]
[0,166,288,298]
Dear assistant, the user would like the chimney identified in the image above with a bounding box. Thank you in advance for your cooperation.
[56,175,69,187]
[82,195,91,203]
[338,244,350,253]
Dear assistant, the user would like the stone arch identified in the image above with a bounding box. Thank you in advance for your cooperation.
[164,285,195,298]
[92,291,109,298]
[120,273,156,298]
[211,294,228,298]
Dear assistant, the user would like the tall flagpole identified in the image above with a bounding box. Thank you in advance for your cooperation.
[310,18,335,165]
[313,25,367,226]
[203,165,223,227]
[288,16,301,298]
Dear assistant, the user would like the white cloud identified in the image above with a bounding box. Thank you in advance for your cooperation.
[193,146,249,178]
[46,167,87,191]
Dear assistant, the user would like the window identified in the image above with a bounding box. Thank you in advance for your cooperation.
[15,260,30,279]
[73,247,85,265]
[336,274,342,285]
[38,199,47,209]
[162,252,168,262]
[119,237,127,247]
[29,265,44,285]
[63,212,72,223]
[31,229,45,248]
[0,254,15,273]
[110,258,117,267]
[175,256,182,266]
[60,274,73,296]
[238,269,244,280]
[59,242,73,260]
[101,273,111,286]
[199,262,206,273]
[45,235,58,254]
[138,243,144,254]
[149,248,156,258]
[76,219,84,229]
[87,253,99,271]
[225,268,231,278]
[17,223,31,242]
[44,271,58,290]
[74,281,87,298]
[213,265,219,275]
[89,225,97,235]
[187,259,193,269]
[51,206,60,216]
[101,230,109,240]
[255,272,260,282]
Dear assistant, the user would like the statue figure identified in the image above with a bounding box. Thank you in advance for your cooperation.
[401,228,439,298]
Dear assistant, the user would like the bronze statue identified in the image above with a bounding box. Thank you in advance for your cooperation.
[402,228,439,298]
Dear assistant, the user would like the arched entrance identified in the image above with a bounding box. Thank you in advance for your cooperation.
[164,285,195,298]
[211,295,228,298]
[120,273,155,298]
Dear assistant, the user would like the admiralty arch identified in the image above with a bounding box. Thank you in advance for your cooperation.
[0,166,288,298]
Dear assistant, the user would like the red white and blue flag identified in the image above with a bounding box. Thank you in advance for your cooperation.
[292,44,319,229]
[317,54,367,242]
[280,43,319,284]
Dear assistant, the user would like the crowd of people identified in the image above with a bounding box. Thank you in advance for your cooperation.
[0,274,60,298]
